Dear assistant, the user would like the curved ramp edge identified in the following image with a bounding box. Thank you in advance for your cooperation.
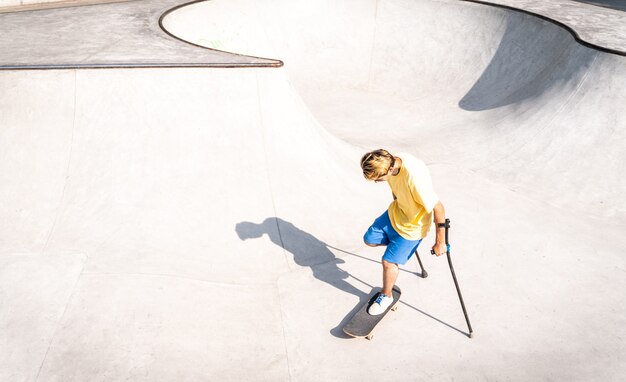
[0,0,282,70]
[463,0,626,56]
[159,0,284,68]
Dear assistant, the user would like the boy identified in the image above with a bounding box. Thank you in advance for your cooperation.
[361,149,447,315]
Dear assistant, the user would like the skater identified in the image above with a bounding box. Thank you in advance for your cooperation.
[361,149,447,315]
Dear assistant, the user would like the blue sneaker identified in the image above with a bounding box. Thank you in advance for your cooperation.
[368,293,393,315]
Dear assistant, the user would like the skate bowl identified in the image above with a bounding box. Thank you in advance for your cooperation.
[1,0,625,380]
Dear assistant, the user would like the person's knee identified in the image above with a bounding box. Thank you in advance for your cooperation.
[382,259,398,269]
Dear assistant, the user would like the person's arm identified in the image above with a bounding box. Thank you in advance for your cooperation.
[431,201,447,257]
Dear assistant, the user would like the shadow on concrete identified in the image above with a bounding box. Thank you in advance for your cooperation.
[236,217,367,338]
[235,217,365,295]
[574,0,626,12]
[459,13,596,111]
[236,217,467,338]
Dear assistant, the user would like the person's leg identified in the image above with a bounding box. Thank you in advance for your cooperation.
[368,258,399,315]
[363,211,390,247]
[381,260,399,297]
[381,234,422,295]
[365,211,401,297]
[369,229,421,315]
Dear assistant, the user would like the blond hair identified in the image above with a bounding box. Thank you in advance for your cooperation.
[360,149,394,180]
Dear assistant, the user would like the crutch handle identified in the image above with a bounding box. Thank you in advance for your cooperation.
[430,244,451,255]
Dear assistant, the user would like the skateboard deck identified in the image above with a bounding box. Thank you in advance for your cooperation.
[342,285,401,340]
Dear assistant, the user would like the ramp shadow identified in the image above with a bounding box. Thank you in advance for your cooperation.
[459,13,596,111]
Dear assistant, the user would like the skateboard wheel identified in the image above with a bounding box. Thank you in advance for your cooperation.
[366,334,373,340]
[391,305,398,312]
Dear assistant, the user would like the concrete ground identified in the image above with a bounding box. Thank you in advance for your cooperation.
[1,0,625,381]
[0,0,133,14]
[465,0,626,54]
[575,0,626,12]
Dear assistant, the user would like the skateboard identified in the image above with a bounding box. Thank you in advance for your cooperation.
[342,285,402,340]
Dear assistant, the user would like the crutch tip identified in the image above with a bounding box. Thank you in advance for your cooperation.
[469,332,474,339]
[422,271,428,278]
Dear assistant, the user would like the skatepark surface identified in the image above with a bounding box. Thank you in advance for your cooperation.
[1,0,625,380]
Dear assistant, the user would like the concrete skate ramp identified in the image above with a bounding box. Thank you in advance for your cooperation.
[163,0,626,222]
[576,1,626,12]
[1,0,625,381]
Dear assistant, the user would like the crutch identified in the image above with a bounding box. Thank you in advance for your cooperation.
[415,250,428,278]
[431,219,474,338]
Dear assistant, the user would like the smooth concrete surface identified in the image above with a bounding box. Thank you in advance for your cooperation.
[0,1,135,14]
[1,0,625,381]
[575,0,626,12]
[0,0,280,68]
[465,0,626,54]
[0,0,22,7]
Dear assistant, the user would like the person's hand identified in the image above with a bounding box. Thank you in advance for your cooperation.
[431,242,448,257]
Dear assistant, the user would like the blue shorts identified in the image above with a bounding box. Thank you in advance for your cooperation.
[364,210,422,265]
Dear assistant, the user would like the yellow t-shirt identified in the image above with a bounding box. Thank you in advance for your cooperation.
[387,153,439,240]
